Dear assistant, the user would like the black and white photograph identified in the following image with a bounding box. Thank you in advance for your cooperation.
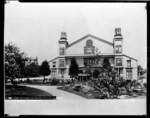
[4,1,147,116]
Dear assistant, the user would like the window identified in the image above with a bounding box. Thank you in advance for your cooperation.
[127,60,131,67]
[53,61,56,68]
[116,58,122,66]
[86,40,93,46]
[116,45,122,53]
[126,69,132,79]
[118,45,122,53]
[59,59,65,67]
[52,71,56,78]
[60,47,65,55]
[116,45,119,53]
[84,58,95,66]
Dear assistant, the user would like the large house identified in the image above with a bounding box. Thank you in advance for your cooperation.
[49,28,138,80]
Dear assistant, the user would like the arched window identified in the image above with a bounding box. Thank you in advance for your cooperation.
[86,40,93,46]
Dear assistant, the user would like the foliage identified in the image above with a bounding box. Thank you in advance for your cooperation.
[5,42,28,83]
[85,69,92,76]
[137,65,143,75]
[73,85,82,92]
[93,70,100,78]
[50,79,60,85]
[39,60,51,82]
[78,70,83,74]
[24,63,40,77]
[69,57,79,78]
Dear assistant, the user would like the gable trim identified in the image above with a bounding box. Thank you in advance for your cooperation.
[67,34,113,49]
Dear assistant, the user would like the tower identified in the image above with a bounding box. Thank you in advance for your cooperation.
[58,32,68,56]
[113,28,123,55]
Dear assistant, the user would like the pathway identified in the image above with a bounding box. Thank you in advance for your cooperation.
[25,85,87,100]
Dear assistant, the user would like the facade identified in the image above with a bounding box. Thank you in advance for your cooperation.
[49,28,138,80]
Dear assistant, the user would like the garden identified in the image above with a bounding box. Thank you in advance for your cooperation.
[57,57,146,99]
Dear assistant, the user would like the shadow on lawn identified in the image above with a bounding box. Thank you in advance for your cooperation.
[5,85,56,100]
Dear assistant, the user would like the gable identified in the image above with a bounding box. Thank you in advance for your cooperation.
[67,34,113,48]
[66,34,114,55]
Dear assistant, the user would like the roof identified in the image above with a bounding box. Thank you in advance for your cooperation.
[123,54,138,61]
[67,34,113,48]
[49,57,58,63]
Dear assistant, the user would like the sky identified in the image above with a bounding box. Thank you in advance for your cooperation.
[4,2,147,68]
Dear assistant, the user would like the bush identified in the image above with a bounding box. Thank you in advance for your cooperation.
[50,79,60,85]
[73,85,82,92]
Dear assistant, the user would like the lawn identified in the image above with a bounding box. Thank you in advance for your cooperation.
[5,84,56,99]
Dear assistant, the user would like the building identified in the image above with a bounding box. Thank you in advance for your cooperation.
[49,28,138,80]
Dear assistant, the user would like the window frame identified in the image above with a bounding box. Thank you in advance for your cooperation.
[59,59,65,67]
[116,58,122,66]
[86,39,93,46]
[60,47,65,55]
[126,69,132,79]
[53,61,56,68]
[127,60,131,67]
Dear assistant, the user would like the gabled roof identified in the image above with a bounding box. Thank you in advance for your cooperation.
[67,34,113,48]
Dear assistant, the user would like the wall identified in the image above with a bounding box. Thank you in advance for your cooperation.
[123,56,138,80]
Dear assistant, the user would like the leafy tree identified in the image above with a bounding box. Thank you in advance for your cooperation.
[78,70,83,74]
[5,42,28,83]
[24,63,40,77]
[69,57,79,81]
[102,57,111,72]
[39,60,51,83]
[93,70,100,78]
[137,65,143,76]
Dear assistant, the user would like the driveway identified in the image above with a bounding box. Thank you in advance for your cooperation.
[25,85,87,100]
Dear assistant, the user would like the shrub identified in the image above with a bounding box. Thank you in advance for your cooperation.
[50,79,60,85]
[73,85,82,92]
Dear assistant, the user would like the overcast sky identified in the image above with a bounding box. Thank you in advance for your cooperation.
[4,2,147,68]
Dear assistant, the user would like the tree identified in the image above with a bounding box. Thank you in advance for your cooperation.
[78,70,83,74]
[5,42,28,83]
[69,57,79,82]
[39,60,51,83]
[5,42,28,98]
[93,70,100,78]
[137,65,143,76]
[24,63,40,77]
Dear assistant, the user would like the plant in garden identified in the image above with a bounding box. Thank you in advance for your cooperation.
[39,60,51,83]
[93,70,100,79]
[69,57,79,82]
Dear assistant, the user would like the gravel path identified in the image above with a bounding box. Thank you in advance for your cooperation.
[24,85,87,100]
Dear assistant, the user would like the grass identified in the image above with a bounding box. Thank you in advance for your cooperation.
[5,84,56,99]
